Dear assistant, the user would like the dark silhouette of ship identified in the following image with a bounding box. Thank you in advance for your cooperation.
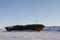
[5,24,45,31]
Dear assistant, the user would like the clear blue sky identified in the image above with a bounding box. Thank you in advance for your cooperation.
[0,0,60,27]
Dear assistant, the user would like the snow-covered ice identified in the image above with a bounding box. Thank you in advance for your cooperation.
[0,31,60,40]
[0,27,60,40]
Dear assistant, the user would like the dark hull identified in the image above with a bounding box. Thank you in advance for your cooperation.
[5,24,45,31]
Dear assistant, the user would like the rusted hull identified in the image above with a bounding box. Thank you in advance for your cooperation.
[5,24,45,31]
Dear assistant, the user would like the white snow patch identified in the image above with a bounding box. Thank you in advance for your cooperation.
[0,32,60,40]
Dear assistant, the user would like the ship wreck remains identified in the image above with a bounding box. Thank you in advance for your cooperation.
[5,24,45,31]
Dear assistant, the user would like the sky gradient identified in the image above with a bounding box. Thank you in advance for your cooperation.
[0,0,60,27]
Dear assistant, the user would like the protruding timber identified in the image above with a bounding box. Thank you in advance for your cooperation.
[5,24,45,32]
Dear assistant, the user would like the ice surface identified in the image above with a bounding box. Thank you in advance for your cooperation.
[0,31,60,40]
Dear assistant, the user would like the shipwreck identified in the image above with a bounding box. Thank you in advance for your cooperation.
[5,24,45,31]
